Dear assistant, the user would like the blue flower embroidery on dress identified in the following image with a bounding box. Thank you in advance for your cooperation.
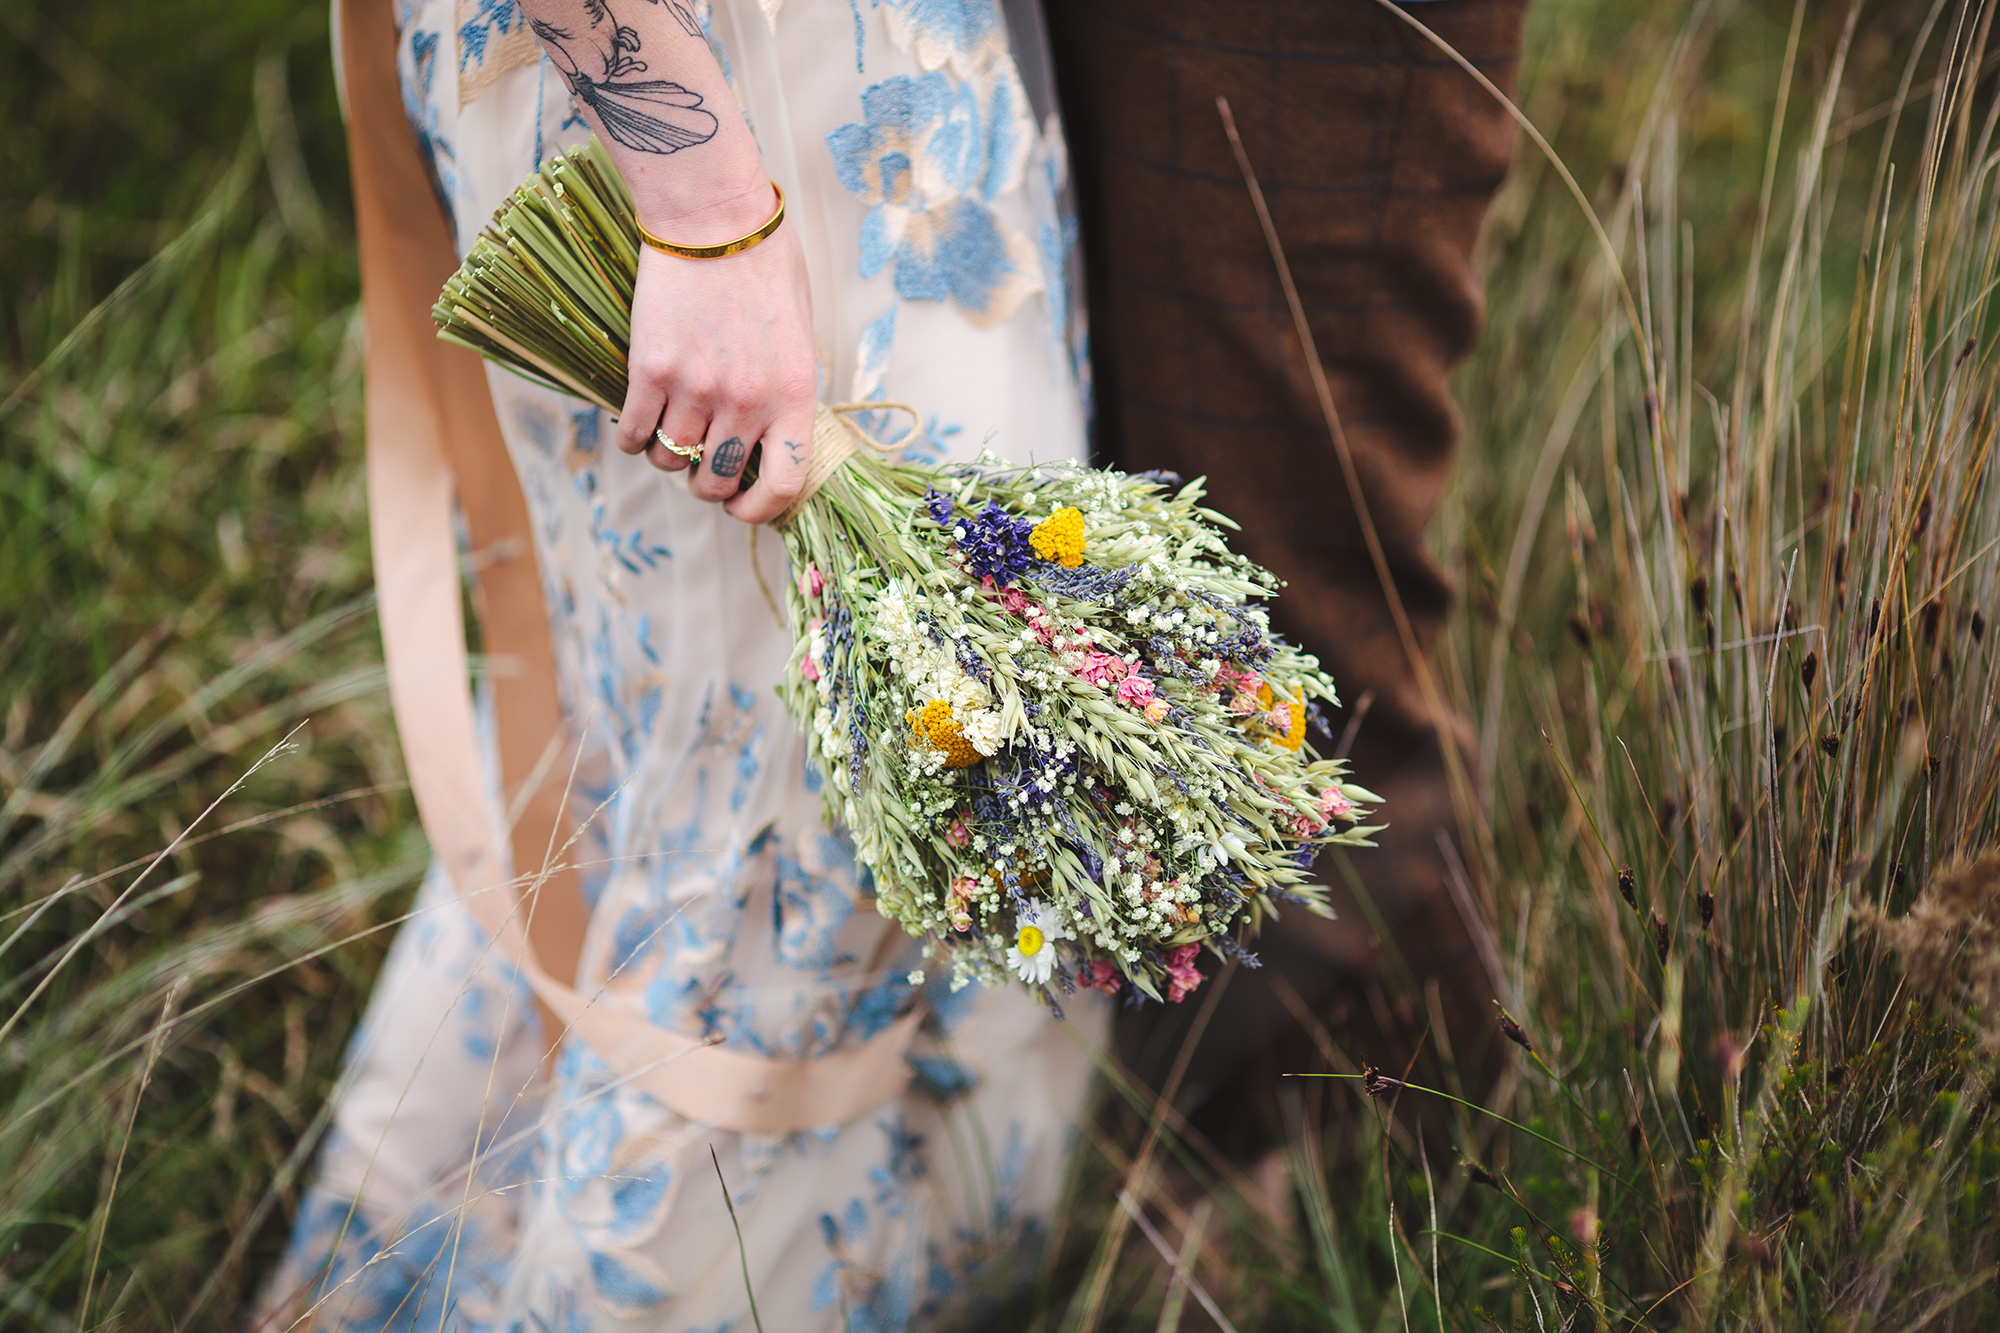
[906,1052,977,1101]
[402,29,461,232]
[547,1045,682,1316]
[771,846,859,970]
[559,1094,623,1184]
[880,0,1007,80]
[589,1249,672,1315]
[607,903,664,978]
[813,1195,916,1331]
[458,0,526,70]
[826,69,1039,326]
[570,404,603,455]
[846,973,917,1041]
[852,305,898,402]
[869,1111,928,1208]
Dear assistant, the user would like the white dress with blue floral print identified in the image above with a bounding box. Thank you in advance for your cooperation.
[263,2,1104,1329]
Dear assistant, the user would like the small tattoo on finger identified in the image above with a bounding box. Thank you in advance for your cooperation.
[708,436,748,478]
[783,439,805,464]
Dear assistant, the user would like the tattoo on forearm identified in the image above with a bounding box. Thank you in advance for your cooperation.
[532,0,717,155]
[707,436,748,478]
[650,0,703,38]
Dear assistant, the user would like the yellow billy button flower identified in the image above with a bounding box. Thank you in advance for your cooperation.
[1251,682,1308,751]
[1278,699,1307,751]
[907,699,983,768]
[1030,506,1088,568]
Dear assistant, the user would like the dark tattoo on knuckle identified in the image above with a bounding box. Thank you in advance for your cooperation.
[707,436,748,478]
[783,439,806,464]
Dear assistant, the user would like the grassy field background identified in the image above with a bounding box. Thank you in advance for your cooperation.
[4,0,1999,1328]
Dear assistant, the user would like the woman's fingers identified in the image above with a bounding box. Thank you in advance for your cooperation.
[688,417,757,502]
[616,364,669,460]
[618,226,817,508]
[725,409,813,525]
[651,394,711,474]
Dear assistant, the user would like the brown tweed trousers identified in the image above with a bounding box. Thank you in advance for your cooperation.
[1041,0,1532,1162]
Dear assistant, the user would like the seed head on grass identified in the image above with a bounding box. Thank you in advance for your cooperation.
[1857,851,2000,1053]
[1496,1005,1534,1054]
[1362,1065,1405,1098]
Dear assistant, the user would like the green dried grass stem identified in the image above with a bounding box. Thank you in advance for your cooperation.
[435,139,635,412]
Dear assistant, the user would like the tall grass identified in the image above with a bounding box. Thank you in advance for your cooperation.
[1,14,416,1326]
[4,0,1998,1328]
[1440,0,2000,1321]
[1037,2,2000,1327]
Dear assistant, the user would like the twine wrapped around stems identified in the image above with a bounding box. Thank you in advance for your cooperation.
[775,403,920,527]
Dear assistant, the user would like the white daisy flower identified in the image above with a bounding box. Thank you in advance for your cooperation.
[1005,897,1070,986]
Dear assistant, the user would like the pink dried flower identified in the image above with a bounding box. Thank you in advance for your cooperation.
[797,564,824,598]
[801,617,823,682]
[977,574,1037,619]
[1077,959,1123,995]
[1116,674,1157,709]
[1144,697,1171,724]
[944,814,972,849]
[1319,786,1356,822]
[1164,943,1204,1003]
[1078,651,1127,688]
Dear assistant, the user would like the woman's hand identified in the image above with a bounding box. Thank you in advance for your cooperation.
[614,184,818,525]
[519,0,818,525]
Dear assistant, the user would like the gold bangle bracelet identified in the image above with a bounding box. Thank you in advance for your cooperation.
[635,182,786,260]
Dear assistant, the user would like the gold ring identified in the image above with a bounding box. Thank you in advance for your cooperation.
[654,428,702,462]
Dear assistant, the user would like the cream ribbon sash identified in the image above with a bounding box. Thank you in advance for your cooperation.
[338,0,918,1135]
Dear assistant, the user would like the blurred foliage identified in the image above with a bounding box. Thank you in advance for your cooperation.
[0,0,352,360]
[1,2,414,1325]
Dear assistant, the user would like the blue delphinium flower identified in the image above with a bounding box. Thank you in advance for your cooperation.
[957,502,1037,585]
[923,486,955,527]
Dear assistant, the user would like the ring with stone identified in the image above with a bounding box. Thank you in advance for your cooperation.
[654,428,702,463]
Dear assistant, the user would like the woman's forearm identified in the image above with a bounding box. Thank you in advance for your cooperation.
[523,0,817,524]
[522,0,771,234]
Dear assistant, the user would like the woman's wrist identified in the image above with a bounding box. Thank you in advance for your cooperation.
[626,159,775,241]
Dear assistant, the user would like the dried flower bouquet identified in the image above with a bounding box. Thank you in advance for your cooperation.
[434,139,1381,1008]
